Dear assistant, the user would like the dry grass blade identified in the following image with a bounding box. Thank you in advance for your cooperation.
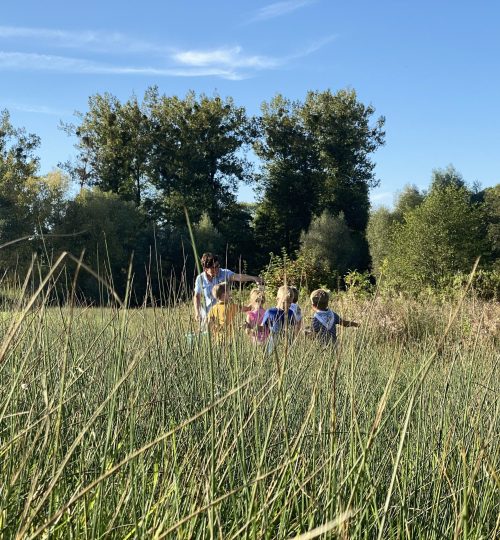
[288,510,354,539]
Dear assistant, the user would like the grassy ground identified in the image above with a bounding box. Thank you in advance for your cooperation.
[0,292,499,538]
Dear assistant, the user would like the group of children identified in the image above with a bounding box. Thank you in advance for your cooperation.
[206,282,359,346]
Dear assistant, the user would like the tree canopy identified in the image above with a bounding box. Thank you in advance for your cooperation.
[254,89,385,258]
[2,89,499,302]
[384,184,487,291]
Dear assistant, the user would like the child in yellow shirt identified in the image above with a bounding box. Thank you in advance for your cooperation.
[207,282,249,340]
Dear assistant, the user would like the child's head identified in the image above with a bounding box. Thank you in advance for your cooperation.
[249,288,266,308]
[310,289,329,311]
[276,286,293,310]
[289,286,299,303]
[213,282,231,303]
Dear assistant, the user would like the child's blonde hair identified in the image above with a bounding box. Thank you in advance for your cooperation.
[212,282,229,301]
[249,288,266,305]
[276,285,293,308]
[310,289,329,310]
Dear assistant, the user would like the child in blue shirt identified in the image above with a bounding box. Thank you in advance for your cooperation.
[308,289,359,344]
[262,286,301,347]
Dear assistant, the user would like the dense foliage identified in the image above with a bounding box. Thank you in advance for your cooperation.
[367,166,499,297]
[1,91,499,301]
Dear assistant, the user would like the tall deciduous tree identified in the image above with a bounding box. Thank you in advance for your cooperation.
[0,112,68,272]
[482,185,500,267]
[392,184,425,222]
[55,189,148,300]
[146,89,256,227]
[386,185,486,291]
[62,93,152,206]
[254,89,385,260]
[0,110,40,247]
[254,95,322,255]
[302,89,385,232]
[430,164,466,192]
[366,206,395,274]
[300,210,368,279]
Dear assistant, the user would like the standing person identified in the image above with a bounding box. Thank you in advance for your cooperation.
[193,252,262,323]
[261,286,301,353]
[307,289,359,344]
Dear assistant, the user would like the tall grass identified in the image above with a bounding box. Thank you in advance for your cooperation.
[0,268,498,538]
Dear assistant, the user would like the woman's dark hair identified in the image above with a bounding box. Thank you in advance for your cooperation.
[201,252,219,269]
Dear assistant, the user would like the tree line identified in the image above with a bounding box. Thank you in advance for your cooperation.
[0,87,498,303]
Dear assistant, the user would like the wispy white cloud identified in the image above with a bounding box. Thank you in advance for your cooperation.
[247,0,317,23]
[0,25,167,55]
[0,51,242,80]
[0,24,334,80]
[284,35,336,62]
[172,37,335,72]
[5,102,72,116]
[172,46,279,69]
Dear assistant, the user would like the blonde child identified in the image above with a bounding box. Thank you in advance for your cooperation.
[245,288,269,344]
[207,282,249,340]
[261,285,301,337]
[308,289,359,344]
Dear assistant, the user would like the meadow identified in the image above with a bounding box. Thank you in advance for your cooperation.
[0,281,499,538]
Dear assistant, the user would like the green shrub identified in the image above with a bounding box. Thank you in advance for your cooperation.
[261,249,333,295]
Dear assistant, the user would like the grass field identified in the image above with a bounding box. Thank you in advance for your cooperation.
[0,288,499,538]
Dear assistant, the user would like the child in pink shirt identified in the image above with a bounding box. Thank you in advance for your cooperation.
[245,288,269,344]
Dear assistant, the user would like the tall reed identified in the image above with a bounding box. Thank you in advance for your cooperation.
[0,259,498,538]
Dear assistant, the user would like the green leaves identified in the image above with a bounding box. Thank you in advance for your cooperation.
[254,90,385,257]
[384,185,487,292]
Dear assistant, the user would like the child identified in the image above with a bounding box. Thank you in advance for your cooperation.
[207,282,248,340]
[245,288,269,344]
[308,289,359,344]
[262,286,301,338]
[289,286,302,323]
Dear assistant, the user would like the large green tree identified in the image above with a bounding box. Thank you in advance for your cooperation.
[1,112,69,273]
[392,184,425,222]
[254,89,385,260]
[386,184,487,291]
[146,89,256,227]
[62,93,152,206]
[54,189,149,301]
[302,89,385,232]
[482,184,500,267]
[430,164,466,192]
[300,211,368,280]
[366,206,395,274]
[0,110,40,247]
[254,95,322,255]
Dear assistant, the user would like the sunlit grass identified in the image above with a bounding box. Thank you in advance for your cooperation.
[0,284,498,538]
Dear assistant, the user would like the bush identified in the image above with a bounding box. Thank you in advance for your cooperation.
[261,249,333,296]
[299,211,369,278]
[385,185,486,293]
[437,269,500,301]
[344,270,374,297]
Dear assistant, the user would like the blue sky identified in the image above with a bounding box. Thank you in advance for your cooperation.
[1,0,499,206]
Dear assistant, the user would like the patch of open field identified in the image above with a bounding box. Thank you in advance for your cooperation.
[0,297,498,538]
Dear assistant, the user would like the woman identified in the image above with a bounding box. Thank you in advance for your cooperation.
[193,252,262,322]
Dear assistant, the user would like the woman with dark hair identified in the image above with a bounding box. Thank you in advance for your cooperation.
[193,252,262,322]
